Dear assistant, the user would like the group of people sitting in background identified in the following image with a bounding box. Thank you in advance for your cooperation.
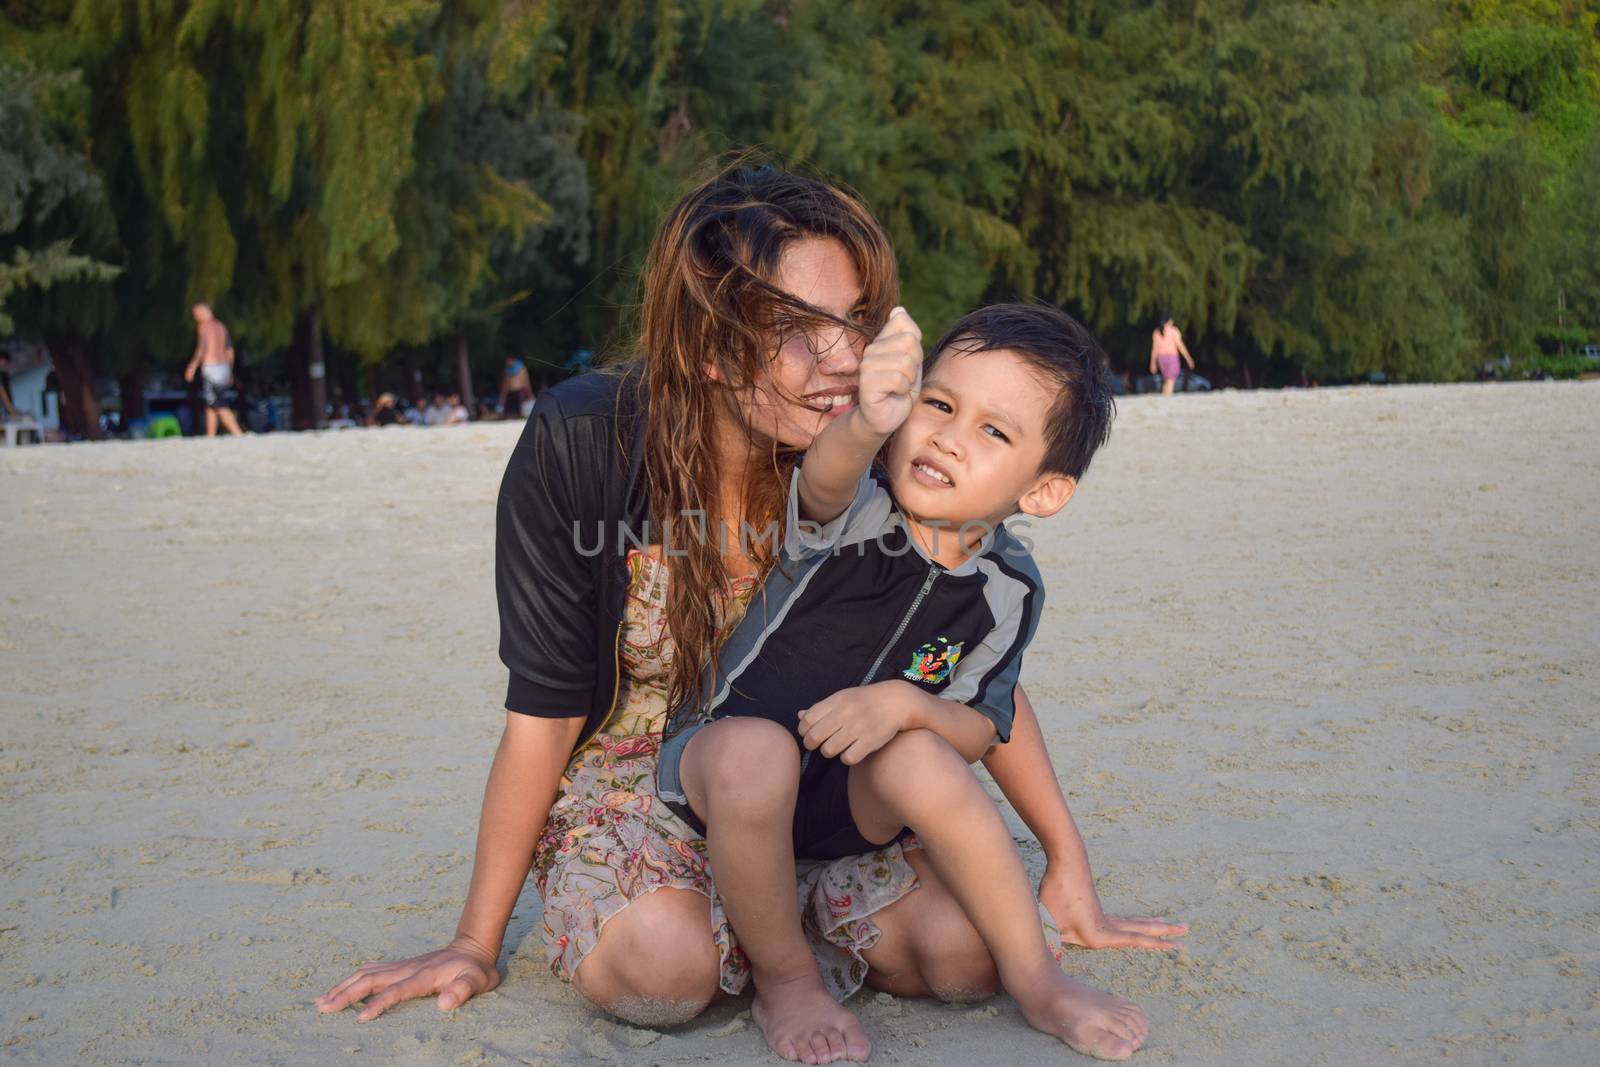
[365,392,478,427]
[355,357,541,428]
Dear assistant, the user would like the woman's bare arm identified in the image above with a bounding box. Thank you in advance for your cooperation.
[455,712,584,951]
[1177,333,1194,369]
[982,685,1187,951]
[318,711,584,1019]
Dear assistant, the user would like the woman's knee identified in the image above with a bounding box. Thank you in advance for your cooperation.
[898,852,999,1001]
[572,888,720,1025]
[916,921,999,1002]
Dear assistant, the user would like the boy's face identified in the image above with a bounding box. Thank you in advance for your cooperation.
[884,347,1076,532]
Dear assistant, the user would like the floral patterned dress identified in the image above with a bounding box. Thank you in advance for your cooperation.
[532,549,1061,999]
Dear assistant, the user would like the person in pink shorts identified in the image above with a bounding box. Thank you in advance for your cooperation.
[1149,314,1195,395]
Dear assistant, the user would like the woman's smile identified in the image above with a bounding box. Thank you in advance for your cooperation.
[806,387,858,418]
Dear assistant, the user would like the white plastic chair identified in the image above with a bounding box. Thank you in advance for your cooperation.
[2,415,43,446]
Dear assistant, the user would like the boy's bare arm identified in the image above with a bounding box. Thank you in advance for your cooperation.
[797,306,922,524]
[797,406,893,524]
[981,684,1082,859]
[797,679,996,765]
[984,685,1188,951]
[895,684,998,762]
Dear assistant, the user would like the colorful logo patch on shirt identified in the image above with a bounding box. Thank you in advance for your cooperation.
[902,636,963,685]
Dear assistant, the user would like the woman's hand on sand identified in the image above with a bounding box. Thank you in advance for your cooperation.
[1041,867,1188,952]
[316,937,501,1021]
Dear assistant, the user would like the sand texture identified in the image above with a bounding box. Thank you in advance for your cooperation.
[3,381,1597,1065]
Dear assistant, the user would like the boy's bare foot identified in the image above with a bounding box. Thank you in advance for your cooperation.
[1009,965,1148,1061]
[751,973,871,1064]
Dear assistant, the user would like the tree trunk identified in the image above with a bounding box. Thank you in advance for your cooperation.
[337,351,360,416]
[288,314,312,430]
[119,372,147,422]
[307,313,327,429]
[456,333,475,409]
[288,311,327,430]
[45,338,103,441]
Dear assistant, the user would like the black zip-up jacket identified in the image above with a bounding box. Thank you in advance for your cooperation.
[496,367,649,751]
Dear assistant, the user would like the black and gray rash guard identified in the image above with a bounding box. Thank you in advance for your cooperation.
[665,466,1045,753]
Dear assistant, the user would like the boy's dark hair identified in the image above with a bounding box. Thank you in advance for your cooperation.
[928,303,1115,481]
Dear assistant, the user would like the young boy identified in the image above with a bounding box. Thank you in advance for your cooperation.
[658,304,1160,1063]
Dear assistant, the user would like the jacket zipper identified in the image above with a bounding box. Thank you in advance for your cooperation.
[801,564,940,773]
[860,565,940,685]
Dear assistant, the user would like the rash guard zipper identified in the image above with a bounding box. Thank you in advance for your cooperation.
[800,564,941,773]
[860,565,941,685]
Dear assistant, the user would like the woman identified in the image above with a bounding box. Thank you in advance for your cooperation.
[317,161,1184,1062]
[1149,314,1195,395]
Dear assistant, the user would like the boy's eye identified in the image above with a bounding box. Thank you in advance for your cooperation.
[982,425,1009,442]
[924,398,951,413]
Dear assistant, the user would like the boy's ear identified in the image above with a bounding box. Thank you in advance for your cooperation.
[1017,473,1076,519]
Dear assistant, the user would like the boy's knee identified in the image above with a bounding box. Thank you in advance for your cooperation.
[854,730,973,820]
[682,717,799,806]
[865,729,967,786]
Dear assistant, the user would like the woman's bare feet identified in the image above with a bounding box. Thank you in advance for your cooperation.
[751,973,871,1064]
[1008,965,1148,1061]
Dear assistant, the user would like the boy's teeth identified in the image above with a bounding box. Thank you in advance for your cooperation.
[916,462,951,485]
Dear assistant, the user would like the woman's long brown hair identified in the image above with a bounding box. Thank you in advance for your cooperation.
[634,156,898,717]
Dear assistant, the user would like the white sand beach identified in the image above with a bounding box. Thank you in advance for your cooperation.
[3,381,1597,1065]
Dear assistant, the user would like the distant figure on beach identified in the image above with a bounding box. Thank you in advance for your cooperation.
[1148,315,1194,396]
[424,393,451,427]
[369,393,403,427]
[183,303,245,436]
[498,357,535,417]
[447,393,469,424]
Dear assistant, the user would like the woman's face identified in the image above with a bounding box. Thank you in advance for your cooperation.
[733,237,868,450]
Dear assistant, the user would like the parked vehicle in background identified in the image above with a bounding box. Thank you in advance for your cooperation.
[1580,344,1600,362]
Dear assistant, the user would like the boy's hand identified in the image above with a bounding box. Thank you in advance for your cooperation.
[798,682,910,765]
[1040,864,1188,951]
[854,306,922,437]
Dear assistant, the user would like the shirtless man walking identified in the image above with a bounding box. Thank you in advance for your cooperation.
[497,356,535,418]
[183,302,244,436]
